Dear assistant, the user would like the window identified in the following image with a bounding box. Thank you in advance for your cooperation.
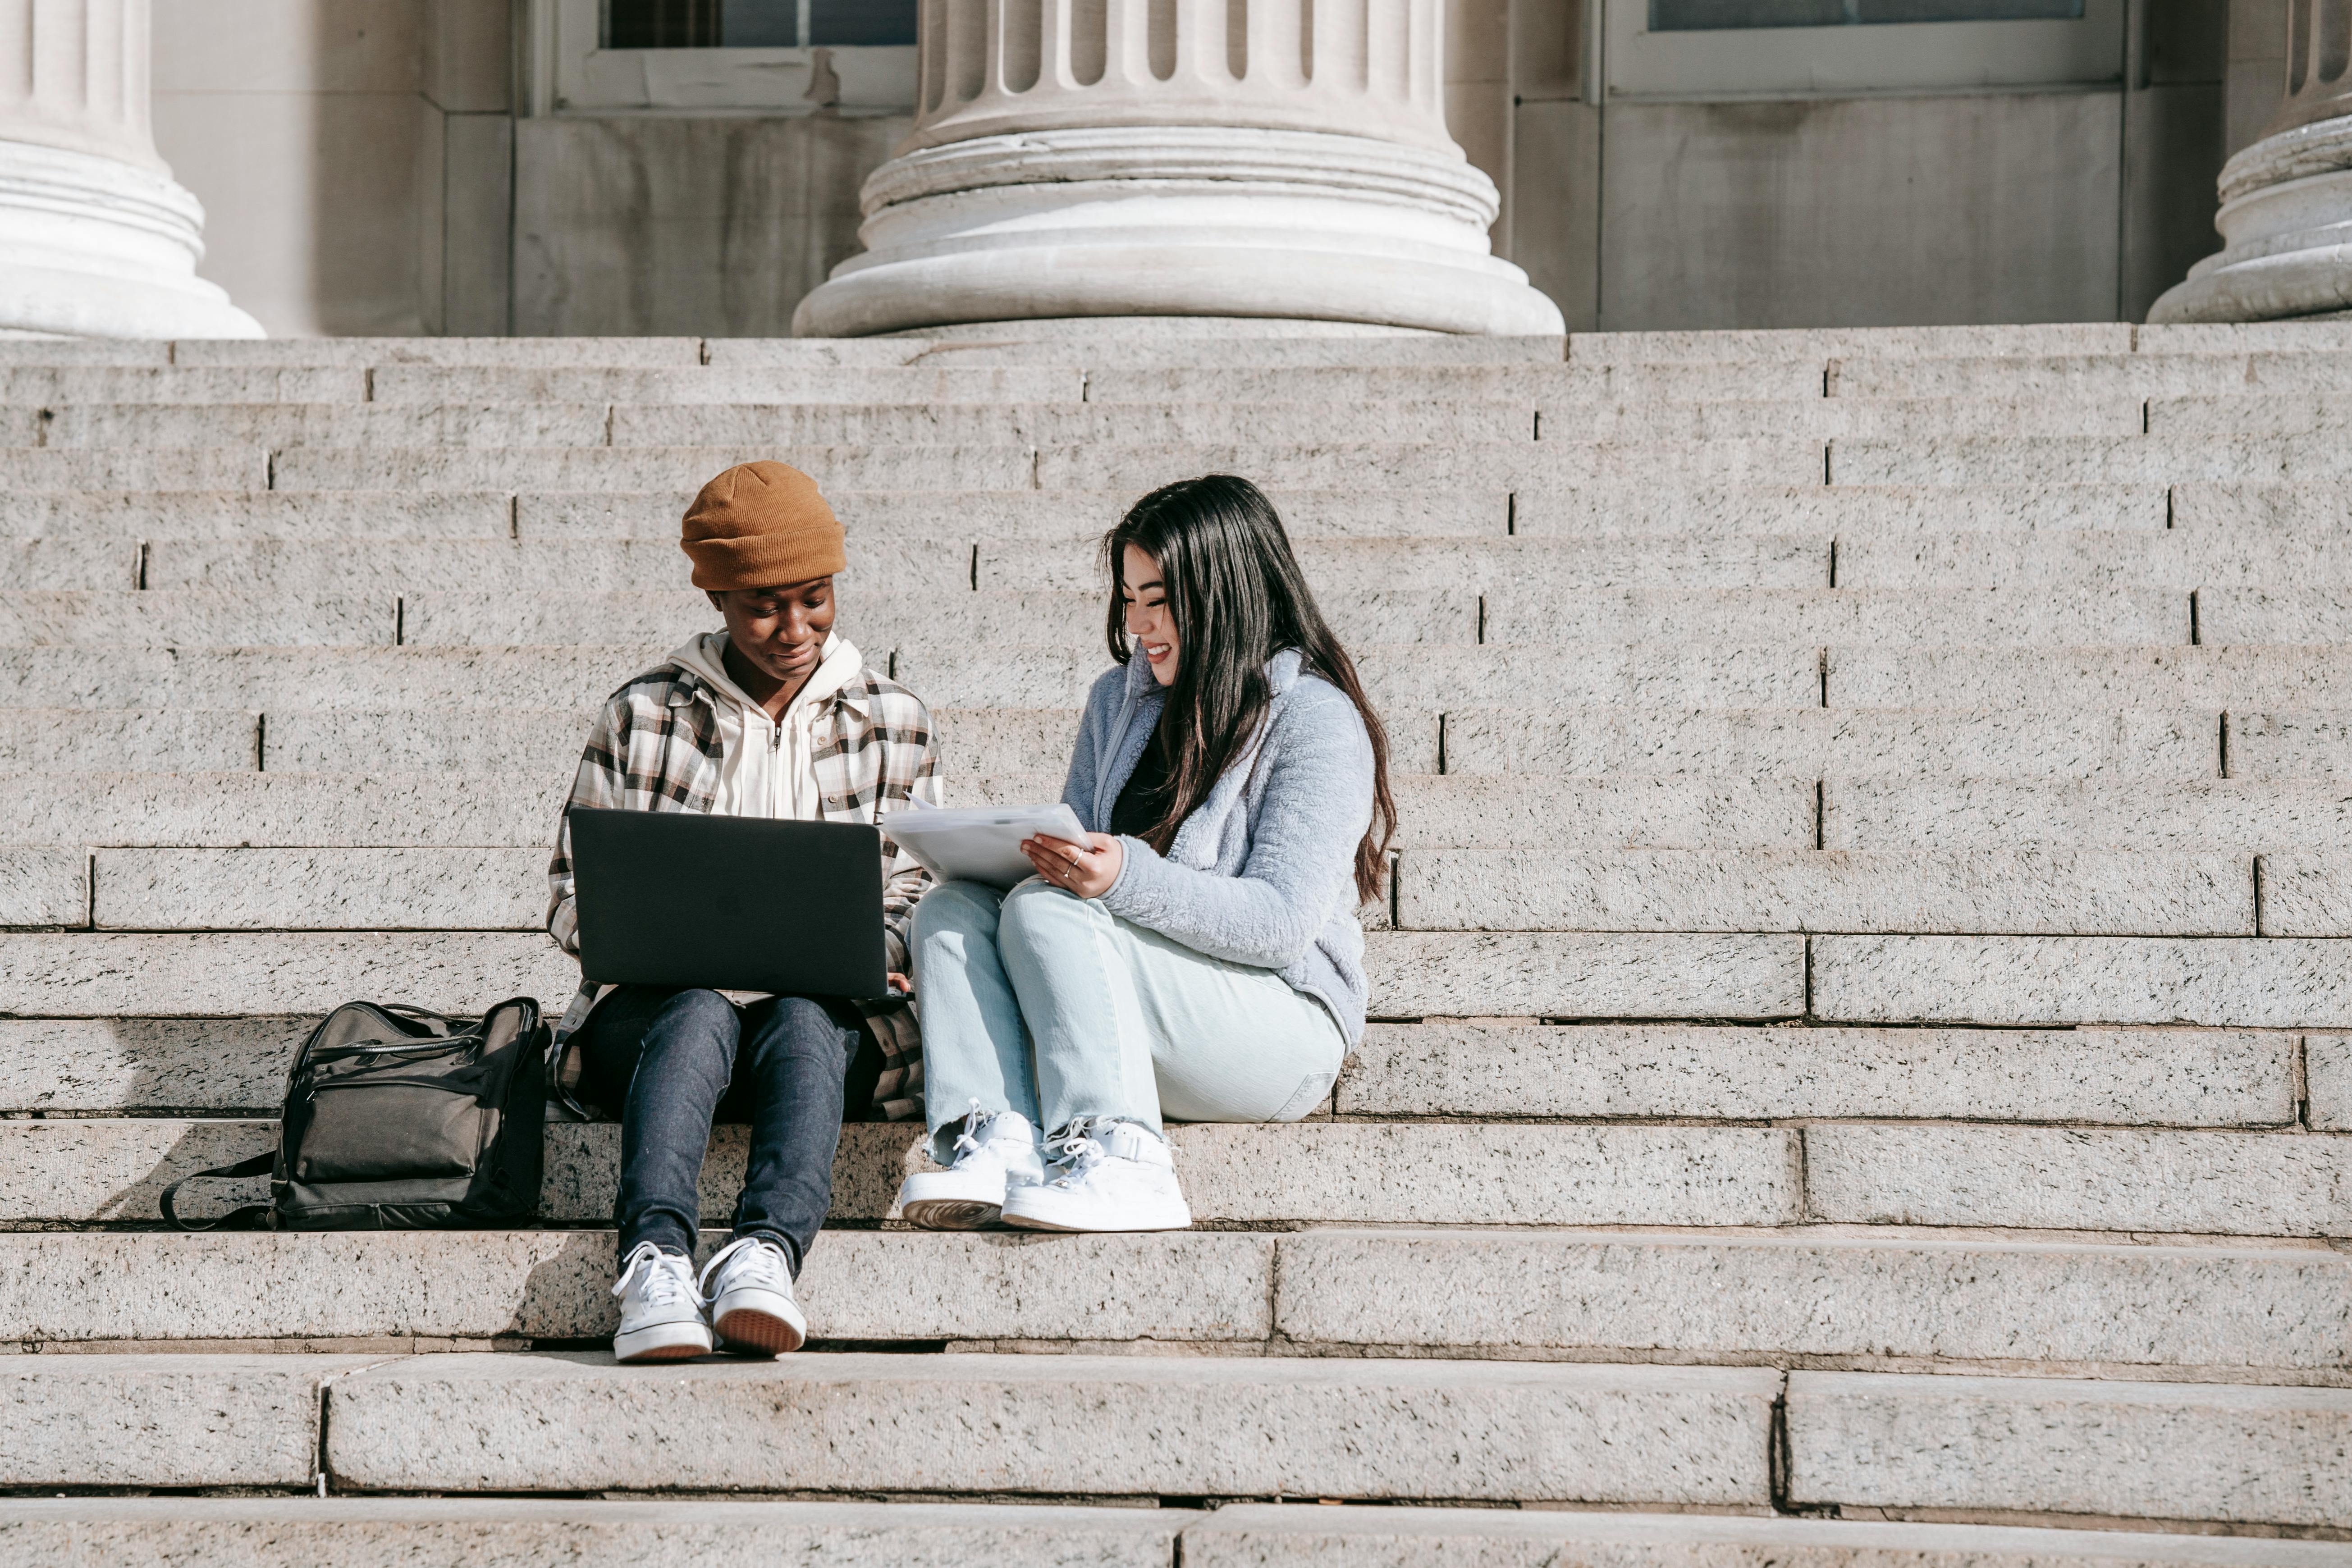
[603,0,918,49]
[1649,0,2082,28]
[529,0,918,113]
[1604,0,2121,97]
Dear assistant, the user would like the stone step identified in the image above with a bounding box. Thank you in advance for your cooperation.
[0,591,397,647]
[1826,646,2352,707]
[0,489,518,540]
[600,396,2142,445]
[24,1114,2347,1236]
[0,1498,1199,1565]
[305,1351,1777,1502]
[359,360,1823,405]
[2204,589,2352,644]
[0,1352,368,1490]
[1475,586,2187,645]
[0,929,1804,1019]
[1364,482,2171,535]
[0,486,1507,542]
[0,366,368,405]
[1823,779,2352,851]
[1441,704,2217,777]
[172,337,709,368]
[2153,392,2352,435]
[2,1017,2297,1126]
[1586,324,2132,361]
[1836,529,2352,590]
[3,1500,2334,1568]
[1813,933,2352,1029]
[0,447,265,492]
[375,364,1093,405]
[1193,1507,2349,1568]
[1829,349,2352,398]
[268,439,1831,494]
[1398,848,2250,935]
[48,844,2256,937]
[0,773,1802,850]
[901,644,1827,711]
[1090,359,1827,402]
[116,534,1830,596]
[46,479,2347,547]
[2169,483,2352,534]
[7,586,2190,654]
[33,399,1545,450]
[518,484,1513,540]
[1337,1022,2299,1125]
[0,708,261,771]
[2,1229,2345,1374]
[1782,1370,2352,1528]
[1832,435,2352,487]
[0,703,2228,779]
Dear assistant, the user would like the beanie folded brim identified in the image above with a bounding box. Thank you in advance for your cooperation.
[684,530,849,591]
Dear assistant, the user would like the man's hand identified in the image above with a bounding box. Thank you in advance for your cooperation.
[1023,831,1122,900]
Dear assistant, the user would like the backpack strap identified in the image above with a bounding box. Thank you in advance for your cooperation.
[160,1152,276,1232]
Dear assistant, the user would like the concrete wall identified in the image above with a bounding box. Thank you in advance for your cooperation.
[1501,0,2229,330]
[512,115,906,337]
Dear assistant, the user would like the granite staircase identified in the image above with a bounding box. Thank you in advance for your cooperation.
[0,323,2347,1566]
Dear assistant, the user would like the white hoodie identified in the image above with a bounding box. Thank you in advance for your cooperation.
[667,630,866,820]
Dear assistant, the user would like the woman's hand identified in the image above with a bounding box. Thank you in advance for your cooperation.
[1024,832,1123,900]
[887,972,912,997]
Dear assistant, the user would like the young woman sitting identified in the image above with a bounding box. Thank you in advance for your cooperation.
[895,473,1396,1233]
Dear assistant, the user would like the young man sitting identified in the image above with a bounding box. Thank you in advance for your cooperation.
[544,460,940,1363]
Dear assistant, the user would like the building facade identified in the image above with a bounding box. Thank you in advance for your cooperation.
[0,1,2314,338]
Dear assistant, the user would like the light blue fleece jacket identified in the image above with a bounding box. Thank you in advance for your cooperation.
[1066,648,1375,1045]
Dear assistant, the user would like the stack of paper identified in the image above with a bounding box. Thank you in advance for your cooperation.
[882,801,1089,889]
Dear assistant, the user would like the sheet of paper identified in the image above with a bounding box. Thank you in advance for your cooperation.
[882,801,1089,890]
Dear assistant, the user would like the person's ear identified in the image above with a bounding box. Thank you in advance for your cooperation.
[705,590,727,613]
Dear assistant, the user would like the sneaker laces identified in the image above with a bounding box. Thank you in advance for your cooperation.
[698,1234,792,1301]
[612,1242,696,1309]
[948,1097,996,1166]
[1042,1116,1108,1187]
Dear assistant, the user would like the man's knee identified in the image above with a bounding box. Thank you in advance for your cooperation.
[745,995,856,1063]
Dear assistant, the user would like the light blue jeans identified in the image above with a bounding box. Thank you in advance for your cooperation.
[912,878,1347,1161]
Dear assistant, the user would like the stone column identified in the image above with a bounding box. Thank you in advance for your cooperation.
[793,0,1562,337]
[0,0,260,338]
[2149,0,2352,323]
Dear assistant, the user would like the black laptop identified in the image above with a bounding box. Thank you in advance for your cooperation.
[568,808,891,998]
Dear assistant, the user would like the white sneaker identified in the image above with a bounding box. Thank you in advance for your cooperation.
[698,1234,806,1356]
[897,1102,1045,1230]
[611,1241,711,1363]
[1001,1118,1192,1233]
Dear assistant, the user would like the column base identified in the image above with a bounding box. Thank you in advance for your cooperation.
[2149,116,2352,325]
[0,138,262,340]
[794,126,1565,339]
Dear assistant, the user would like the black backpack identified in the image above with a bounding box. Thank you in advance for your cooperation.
[163,997,549,1231]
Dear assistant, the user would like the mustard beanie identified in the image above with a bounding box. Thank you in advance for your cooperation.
[679,461,847,591]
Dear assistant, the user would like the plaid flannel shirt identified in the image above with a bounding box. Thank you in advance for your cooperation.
[545,655,942,1121]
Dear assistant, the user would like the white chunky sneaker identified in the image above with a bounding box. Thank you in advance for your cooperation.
[1001,1118,1192,1233]
[896,1102,1044,1230]
[611,1241,711,1363]
[699,1235,806,1356]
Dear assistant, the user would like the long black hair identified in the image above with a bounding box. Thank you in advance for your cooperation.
[1102,474,1397,907]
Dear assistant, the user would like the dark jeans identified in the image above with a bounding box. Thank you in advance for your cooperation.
[574,985,878,1273]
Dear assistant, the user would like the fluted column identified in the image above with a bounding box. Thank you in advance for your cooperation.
[794,0,1561,338]
[2150,0,2352,323]
[0,0,261,338]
